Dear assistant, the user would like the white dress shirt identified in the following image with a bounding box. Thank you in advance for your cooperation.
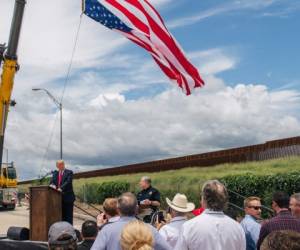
[175,209,246,250]
[159,216,187,247]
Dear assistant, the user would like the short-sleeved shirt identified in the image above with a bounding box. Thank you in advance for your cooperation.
[137,186,161,211]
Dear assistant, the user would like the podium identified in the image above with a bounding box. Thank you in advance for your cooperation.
[30,186,62,241]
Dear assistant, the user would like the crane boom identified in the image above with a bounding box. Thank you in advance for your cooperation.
[0,0,26,172]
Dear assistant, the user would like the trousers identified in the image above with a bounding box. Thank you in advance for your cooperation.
[62,201,74,225]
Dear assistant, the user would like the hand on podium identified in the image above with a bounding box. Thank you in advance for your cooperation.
[57,188,62,192]
[49,184,57,189]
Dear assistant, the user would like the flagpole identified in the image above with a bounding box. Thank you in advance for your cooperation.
[81,0,85,14]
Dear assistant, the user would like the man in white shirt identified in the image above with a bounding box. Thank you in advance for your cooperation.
[175,180,246,250]
[159,193,195,247]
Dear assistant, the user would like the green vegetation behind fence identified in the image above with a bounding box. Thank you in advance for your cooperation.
[72,157,300,212]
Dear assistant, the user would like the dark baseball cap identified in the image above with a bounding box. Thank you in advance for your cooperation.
[48,221,77,244]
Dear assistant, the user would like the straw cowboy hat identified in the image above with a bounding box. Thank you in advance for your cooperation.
[166,193,195,213]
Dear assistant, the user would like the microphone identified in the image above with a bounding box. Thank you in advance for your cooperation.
[39,170,54,184]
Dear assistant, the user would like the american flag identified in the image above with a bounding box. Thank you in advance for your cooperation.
[83,0,205,95]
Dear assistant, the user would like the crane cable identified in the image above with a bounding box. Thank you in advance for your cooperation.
[59,13,83,104]
[38,13,83,176]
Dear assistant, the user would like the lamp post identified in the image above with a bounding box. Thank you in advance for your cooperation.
[32,88,63,159]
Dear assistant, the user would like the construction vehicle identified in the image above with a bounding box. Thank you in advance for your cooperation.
[0,0,26,209]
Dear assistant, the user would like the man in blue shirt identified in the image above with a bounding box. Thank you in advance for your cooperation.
[91,192,170,250]
[240,196,262,250]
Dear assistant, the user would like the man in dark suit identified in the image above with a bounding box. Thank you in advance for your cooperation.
[50,160,75,225]
[78,220,98,250]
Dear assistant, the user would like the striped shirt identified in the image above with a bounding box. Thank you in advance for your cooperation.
[257,210,300,249]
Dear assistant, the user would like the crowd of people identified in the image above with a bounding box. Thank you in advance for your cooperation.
[45,175,300,250]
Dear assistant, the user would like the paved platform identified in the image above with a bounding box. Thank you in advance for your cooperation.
[0,206,86,235]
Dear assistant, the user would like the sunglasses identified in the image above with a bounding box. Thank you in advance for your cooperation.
[248,206,262,210]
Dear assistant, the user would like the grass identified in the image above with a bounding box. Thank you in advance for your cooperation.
[72,156,300,195]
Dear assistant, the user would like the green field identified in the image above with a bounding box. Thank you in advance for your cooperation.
[73,156,300,195]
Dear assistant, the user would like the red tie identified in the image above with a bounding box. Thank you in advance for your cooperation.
[58,171,63,188]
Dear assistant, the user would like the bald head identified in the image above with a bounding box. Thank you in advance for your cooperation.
[118,192,138,217]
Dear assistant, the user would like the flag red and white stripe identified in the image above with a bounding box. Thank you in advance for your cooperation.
[85,0,205,95]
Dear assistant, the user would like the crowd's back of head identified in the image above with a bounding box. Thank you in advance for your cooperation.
[118,192,138,217]
[103,198,119,217]
[81,220,98,239]
[48,222,77,250]
[273,191,290,209]
[121,220,153,250]
[201,180,228,211]
[260,230,300,250]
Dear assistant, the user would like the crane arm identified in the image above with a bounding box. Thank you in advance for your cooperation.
[0,0,26,171]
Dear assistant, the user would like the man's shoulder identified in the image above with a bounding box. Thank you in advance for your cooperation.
[241,216,259,227]
[182,213,203,229]
[150,186,159,193]
[264,213,300,226]
[262,214,283,226]
[77,240,94,250]
[183,213,242,229]
[160,223,172,232]
[224,214,244,228]
[240,217,261,231]
[100,218,131,233]
[64,169,73,175]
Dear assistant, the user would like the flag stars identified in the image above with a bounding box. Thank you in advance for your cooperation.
[85,2,131,32]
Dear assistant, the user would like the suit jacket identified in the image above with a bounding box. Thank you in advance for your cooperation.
[50,169,75,203]
[77,240,95,250]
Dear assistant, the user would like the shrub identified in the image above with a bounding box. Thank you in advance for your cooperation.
[75,171,300,219]
[220,171,300,218]
[77,181,130,204]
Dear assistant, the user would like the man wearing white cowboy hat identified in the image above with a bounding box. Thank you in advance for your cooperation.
[159,193,195,247]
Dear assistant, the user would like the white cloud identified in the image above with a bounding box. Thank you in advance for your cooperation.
[167,0,286,28]
[6,62,300,180]
[89,93,125,107]
[189,49,238,76]
[152,0,172,7]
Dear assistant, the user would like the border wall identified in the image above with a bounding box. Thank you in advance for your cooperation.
[19,136,300,184]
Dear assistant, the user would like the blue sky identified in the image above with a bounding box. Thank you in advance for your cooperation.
[82,0,300,98]
[0,0,300,180]
[145,0,300,92]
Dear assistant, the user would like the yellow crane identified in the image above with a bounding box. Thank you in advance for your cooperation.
[0,0,26,209]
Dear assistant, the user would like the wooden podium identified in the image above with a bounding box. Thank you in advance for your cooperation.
[29,186,62,241]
